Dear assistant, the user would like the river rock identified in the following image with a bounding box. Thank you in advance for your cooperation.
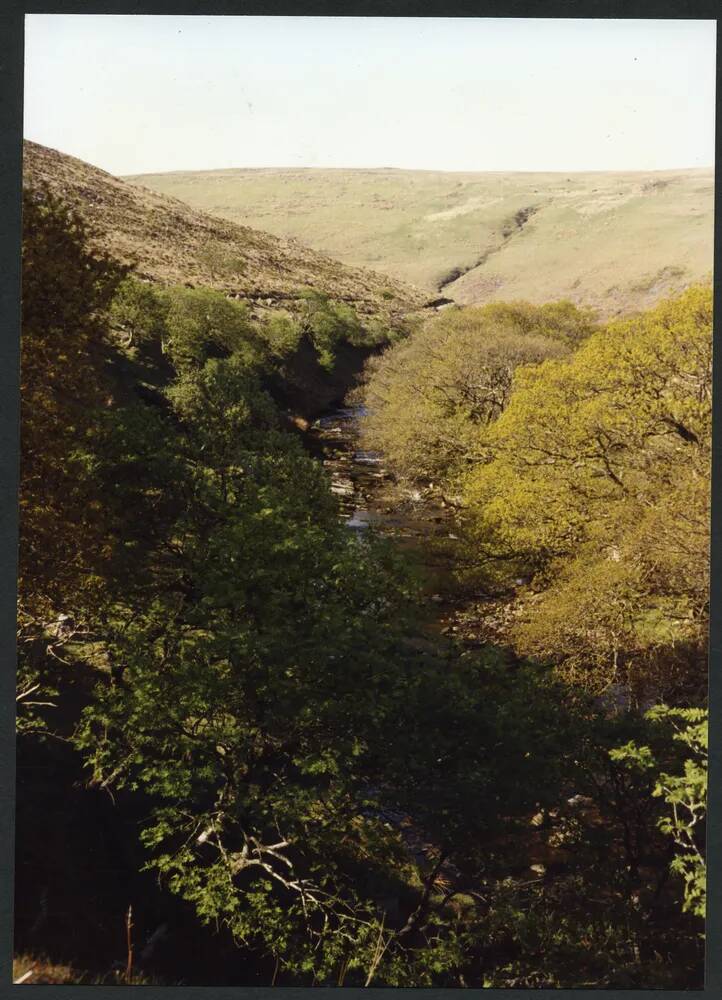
[331,478,354,496]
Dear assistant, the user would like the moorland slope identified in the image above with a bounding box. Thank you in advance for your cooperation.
[128,165,714,317]
[23,142,424,322]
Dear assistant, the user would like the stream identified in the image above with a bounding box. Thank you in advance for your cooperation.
[308,405,460,602]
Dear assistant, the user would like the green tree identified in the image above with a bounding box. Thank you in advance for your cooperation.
[161,285,266,368]
[74,347,579,983]
[74,344,415,980]
[109,275,170,348]
[19,186,707,988]
[20,185,129,618]
[611,706,707,920]
[652,708,707,919]
[297,290,366,370]
[18,185,130,735]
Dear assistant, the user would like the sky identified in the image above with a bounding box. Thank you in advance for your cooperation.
[24,15,717,176]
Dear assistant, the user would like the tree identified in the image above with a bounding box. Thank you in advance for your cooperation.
[463,286,711,698]
[161,285,266,368]
[611,706,707,921]
[359,301,592,486]
[74,340,416,980]
[19,186,707,988]
[109,275,169,348]
[297,290,369,370]
[20,186,130,614]
[74,345,578,984]
[652,708,707,920]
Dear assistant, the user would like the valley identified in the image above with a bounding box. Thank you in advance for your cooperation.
[25,141,425,323]
[15,140,712,988]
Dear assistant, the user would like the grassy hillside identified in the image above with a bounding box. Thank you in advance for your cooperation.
[23,142,424,322]
[127,166,714,317]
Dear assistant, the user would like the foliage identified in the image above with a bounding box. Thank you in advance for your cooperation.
[20,185,129,616]
[109,275,170,347]
[360,300,592,484]
[612,706,707,920]
[466,869,701,988]
[109,276,388,373]
[18,186,130,730]
[197,241,246,281]
[509,539,706,702]
[161,286,265,368]
[297,290,372,369]
[75,363,575,980]
[477,299,598,349]
[260,310,304,357]
[463,286,711,698]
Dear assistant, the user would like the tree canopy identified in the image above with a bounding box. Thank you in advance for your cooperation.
[359,300,596,485]
[463,286,711,700]
[19,185,129,622]
[16,186,708,988]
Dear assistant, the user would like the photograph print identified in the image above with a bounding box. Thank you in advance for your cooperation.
[14,14,715,988]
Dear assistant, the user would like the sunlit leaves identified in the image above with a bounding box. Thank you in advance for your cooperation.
[360,300,590,484]
[464,285,712,698]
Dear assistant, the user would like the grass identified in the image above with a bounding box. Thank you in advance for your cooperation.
[127,166,714,318]
[13,954,81,985]
[13,953,167,985]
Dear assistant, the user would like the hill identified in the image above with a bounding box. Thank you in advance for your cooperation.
[22,142,424,322]
[127,165,714,318]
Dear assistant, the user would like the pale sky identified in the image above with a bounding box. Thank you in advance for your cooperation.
[24,15,716,176]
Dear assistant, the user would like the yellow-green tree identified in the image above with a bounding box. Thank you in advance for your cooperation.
[464,286,711,698]
[360,301,596,485]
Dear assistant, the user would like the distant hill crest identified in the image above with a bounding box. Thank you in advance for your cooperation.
[127,163,714,318]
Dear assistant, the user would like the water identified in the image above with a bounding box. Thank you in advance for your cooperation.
[308,404,463,609]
